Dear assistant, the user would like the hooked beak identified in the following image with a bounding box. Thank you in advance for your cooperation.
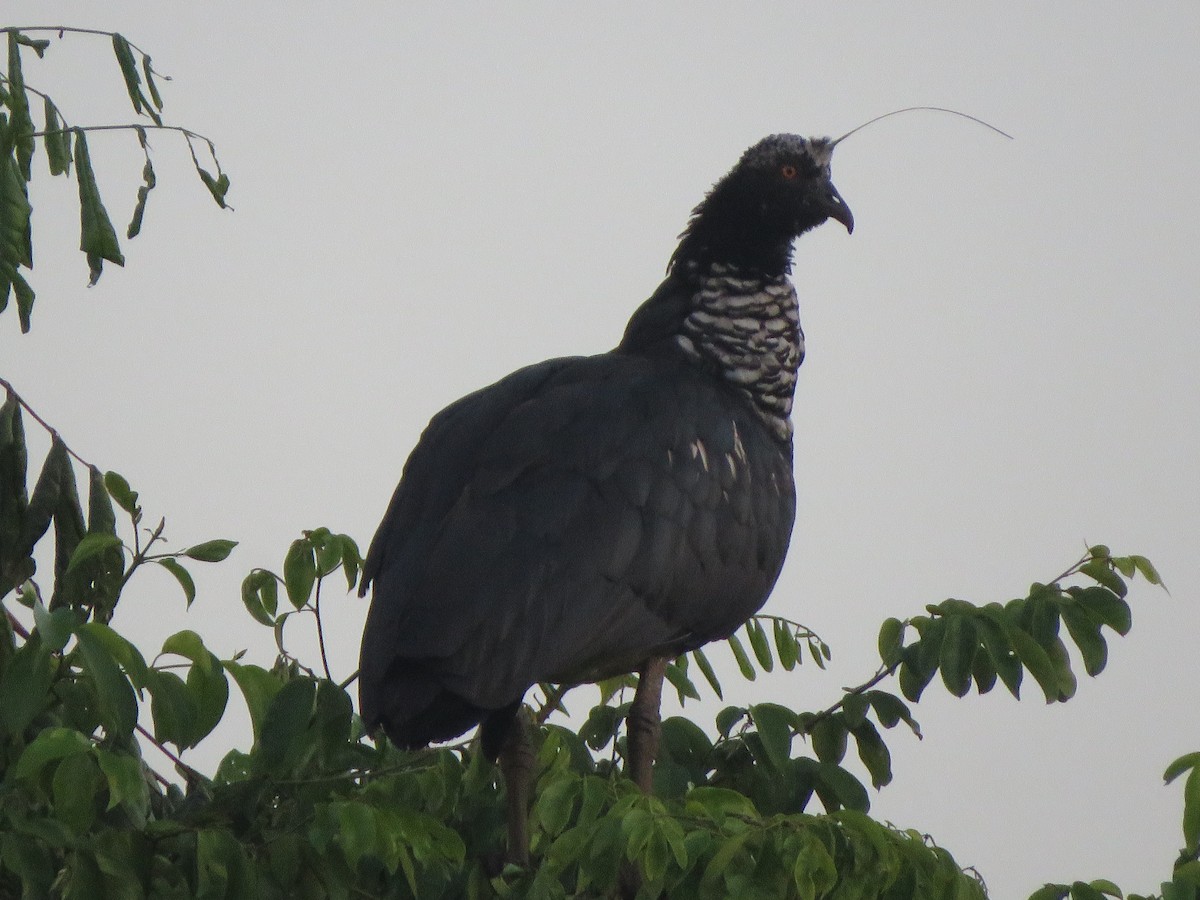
[823,182,854,234]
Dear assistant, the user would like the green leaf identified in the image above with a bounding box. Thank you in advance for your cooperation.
[104,470,140,516]
[32,596,76,650]
[977,608,1023,699]
[939,614,977,697]
[283,538,316,608]
[899,655,935,703]
[746,618,774,671]
[97,749,149,815]
[691,647,722,699]
[726,633,756,681]
[1086,879,1124,899]
[12,270,35,332]
[0,833,53,898]
[865,690,921,738]
[84,468,123,619]
[73,129,125,285]
[699,829,753,891]
[1079,560,1127,598]
[850,720,892,788]
[536,777,579,838]
[228,664,284,745]
[14,33,50,56]
[142,54,163,110]
[1184,765,1200,851]
[814,762,869,813]
[7,32,36,179]
[1008,626,1061,703]
[65,531,123,574]
[971,643,998,694]
[841,691,868,727]
[0,632,54,733]
[48,449,87,611]
[196,167,231,208]
[1072,587,1132,636]
[196,829,253,900]
[14,725,91,778]
[127,156,156,239]
[156,557,196,606]
[792,831,837,900]
[1129,554,1163,586]
[335,802,378,869]
[664,660,700,703]
[53,750,101,833]
[686,786,758,822]
[580,703,620,750]
[336,533,363,590]
[182,538,237,562]
[1069,882,1109,900]
[18,436,69,573]
[240,568,279,625]
[111,35,144,115]
[43,95,71,176]
[714,705,745,738]
[1028,887,1069,900]
[1029,591,1062,646]
[76,620,149,687]
[877,617,903,665]
[1061,604,1108,677]
[810,714,847,765]
[75,623,138,738]
[748,702,793,771]
[1164,752,1200,785]
[916,615,947,675]
[773,618,799,670]
[255,677,316,775]
[0,394,30,593]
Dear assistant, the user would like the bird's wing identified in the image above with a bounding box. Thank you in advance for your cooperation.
[360,352,794,716]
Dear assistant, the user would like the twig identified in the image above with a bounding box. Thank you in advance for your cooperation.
[535,683,572,725]
[313,578,333,681]
[0,378,96,470]
[1,26,165,73]
[338,668,360,691]
[31,122,221,161]
[135,721,205,787]
[803,663,897,732]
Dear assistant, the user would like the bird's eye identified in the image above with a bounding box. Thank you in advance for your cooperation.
[780,164,798,179]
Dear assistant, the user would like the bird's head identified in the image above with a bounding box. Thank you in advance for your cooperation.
[670,133,852,276]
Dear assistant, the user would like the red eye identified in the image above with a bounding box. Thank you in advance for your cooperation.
[780,164,798,179]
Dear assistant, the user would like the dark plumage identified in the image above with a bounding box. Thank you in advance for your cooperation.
[359,134,852,760]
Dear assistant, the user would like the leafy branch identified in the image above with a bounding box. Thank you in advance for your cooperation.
[1,26,230,331]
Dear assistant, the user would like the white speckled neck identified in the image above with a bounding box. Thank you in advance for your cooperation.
[674,262,804,441]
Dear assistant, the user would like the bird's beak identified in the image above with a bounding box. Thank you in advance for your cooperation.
[822,182,854,234]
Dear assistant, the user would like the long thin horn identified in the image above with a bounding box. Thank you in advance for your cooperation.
[830,106,1014,148]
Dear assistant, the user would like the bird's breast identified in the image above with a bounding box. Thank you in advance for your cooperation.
[674,265,803,441]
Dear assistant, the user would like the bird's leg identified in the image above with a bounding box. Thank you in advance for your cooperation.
[498,706,534,866]
[626,656,667,793]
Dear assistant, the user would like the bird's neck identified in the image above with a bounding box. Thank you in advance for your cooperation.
[669,221,795,277]
[621,261,804,442]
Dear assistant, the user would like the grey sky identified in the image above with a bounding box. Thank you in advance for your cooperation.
[5,4,1199,896]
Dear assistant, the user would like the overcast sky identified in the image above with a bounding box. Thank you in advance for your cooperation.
[5,4,1199,896]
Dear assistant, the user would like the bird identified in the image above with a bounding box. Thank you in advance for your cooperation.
[358,133,852,860]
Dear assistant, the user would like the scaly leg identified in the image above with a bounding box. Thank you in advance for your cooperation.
[626,656,667,793]
[497,706,533,866]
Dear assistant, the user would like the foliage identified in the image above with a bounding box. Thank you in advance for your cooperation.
[0,26,230,333]
[0,25,1189,900]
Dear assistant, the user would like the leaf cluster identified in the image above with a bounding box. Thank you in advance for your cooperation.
[0,26,230,332]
